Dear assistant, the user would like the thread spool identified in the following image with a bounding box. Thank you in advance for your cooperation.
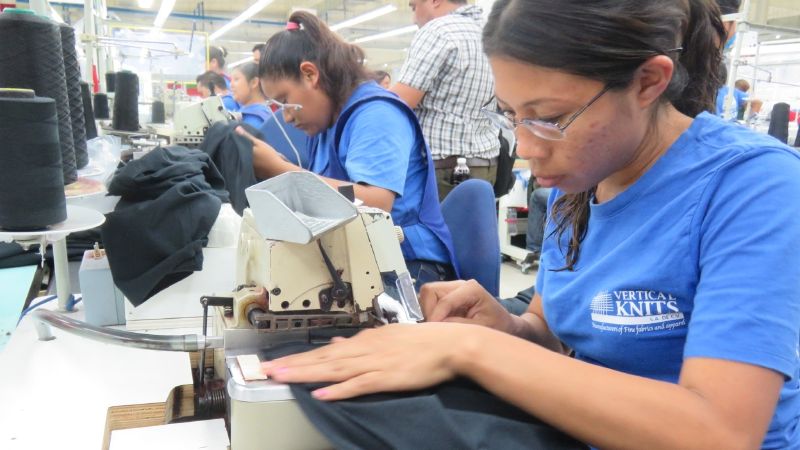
[59,23,88,169]
[0,89,67,230]
[80,82,98,139]
[112,70,139,131]
[93,93,110,119]
[105,72,116,93]
[0,10,75,182]
[151,100,165,124]
[0,9,77,184]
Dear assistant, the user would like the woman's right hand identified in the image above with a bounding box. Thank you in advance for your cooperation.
[419,280,518,335]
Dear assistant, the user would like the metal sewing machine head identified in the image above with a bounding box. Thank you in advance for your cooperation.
[220,171,422,337]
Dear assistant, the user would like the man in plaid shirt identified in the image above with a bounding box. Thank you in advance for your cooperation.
[392,0,500,201]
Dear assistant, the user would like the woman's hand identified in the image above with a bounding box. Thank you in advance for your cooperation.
[261,322,483,401]
[236,126,297,178]
[420,280,519,335]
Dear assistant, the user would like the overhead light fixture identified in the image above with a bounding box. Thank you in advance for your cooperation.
[330,5,397,32]
[138,0,154,9]
[352,25,417,44]
[228,56,254,68]
[153,0,175,28]
[49,6,65,23]
[210,0,275,41]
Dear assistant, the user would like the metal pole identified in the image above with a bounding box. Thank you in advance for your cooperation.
[83,0,96,89]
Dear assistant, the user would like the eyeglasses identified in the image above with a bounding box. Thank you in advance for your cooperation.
[266,98,303,112]
[482,85,611,141]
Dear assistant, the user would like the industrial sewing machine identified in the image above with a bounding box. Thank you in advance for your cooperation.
[32,171,421,449]
[172,95,235,147]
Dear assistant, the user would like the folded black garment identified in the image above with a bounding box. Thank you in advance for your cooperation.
[101,182,221,306]
[199,121,260,215]
[260,342,588,450]
[108,146,229,203]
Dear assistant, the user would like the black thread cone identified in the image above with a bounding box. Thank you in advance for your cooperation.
[0,10,77,184]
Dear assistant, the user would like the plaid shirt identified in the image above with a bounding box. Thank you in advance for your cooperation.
[398,5,499,160]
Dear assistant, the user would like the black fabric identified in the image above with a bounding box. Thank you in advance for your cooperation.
[260,342,587,450]
[794,123,800,148]
[768,102,790,144]
[493,131,516,198]
[107,146,228,203]
[102,146,225,306]
[199,121,260,215]
[0,230,100,269]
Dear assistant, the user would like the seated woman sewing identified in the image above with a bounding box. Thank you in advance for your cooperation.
[237,12,458,288]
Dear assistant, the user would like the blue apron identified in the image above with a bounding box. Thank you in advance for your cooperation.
[239,103,271,128]
[308,82,460,276]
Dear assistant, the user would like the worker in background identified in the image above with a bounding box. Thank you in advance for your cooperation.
[209,45,231,88]
[196,71,239,111]
[252,44,266,63]
[238,11,458,288]
[261,1,800,449]
[391,0,499,201]
[230,62,270,128]
[373,70,391,89]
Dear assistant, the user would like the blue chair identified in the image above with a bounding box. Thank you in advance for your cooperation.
[441,179,501,296]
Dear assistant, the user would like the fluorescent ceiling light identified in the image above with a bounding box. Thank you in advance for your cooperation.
[330,5,397,32]
[138,0,154,9]
[49,6,65,23]
[210,0,275,41]
[228,56,254,68]
[153,0,175,28]
[352,25,417,44]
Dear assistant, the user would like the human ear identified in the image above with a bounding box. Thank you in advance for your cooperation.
[632,55,674,109]
[299,61,320,88]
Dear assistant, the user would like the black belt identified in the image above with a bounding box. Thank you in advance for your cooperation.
[434,156,498,169]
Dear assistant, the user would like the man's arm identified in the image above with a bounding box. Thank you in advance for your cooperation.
[390,83,426,109]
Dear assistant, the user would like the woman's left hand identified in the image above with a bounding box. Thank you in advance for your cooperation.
[260,322,480,401]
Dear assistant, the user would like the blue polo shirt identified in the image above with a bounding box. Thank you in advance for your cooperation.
[238,103,270,129]
[537,112,800,449]
[309,93,450,264]
[220,94,238,112]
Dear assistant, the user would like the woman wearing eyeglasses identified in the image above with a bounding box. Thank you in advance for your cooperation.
[237,11,458,288]
[260,0,800,448]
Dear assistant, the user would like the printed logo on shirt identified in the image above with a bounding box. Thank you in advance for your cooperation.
[589,290,687,334]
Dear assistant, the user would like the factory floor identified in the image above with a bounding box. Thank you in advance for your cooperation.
[499,261,537,300]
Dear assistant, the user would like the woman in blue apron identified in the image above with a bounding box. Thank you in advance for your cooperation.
[236,11,458,288]
[231,62,271,128]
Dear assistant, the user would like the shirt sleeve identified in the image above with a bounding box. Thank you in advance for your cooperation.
[339,100,416,196]
[397,25,453,93]
[684,148,800,379]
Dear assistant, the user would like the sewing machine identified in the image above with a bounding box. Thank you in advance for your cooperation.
[32,172,421,449]
[212,171,420,449]
[172,96,235,147]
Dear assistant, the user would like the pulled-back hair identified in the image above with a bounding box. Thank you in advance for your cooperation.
[196,70,227,93]
[234,61,259,82]
[209,45,227,68]
[484,0,726,270]
[259,11,369,116]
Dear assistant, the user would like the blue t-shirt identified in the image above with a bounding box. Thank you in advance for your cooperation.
[536,112,800,449]
[310,96,450,264]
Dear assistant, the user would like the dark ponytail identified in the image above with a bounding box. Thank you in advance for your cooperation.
[259,11,369,117]
[484,0,726,270]
[209,45,227,68]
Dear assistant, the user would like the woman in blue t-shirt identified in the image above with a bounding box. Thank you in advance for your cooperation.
[260,1,800,449]
[230,62,270,129]
[237,12,457,287]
